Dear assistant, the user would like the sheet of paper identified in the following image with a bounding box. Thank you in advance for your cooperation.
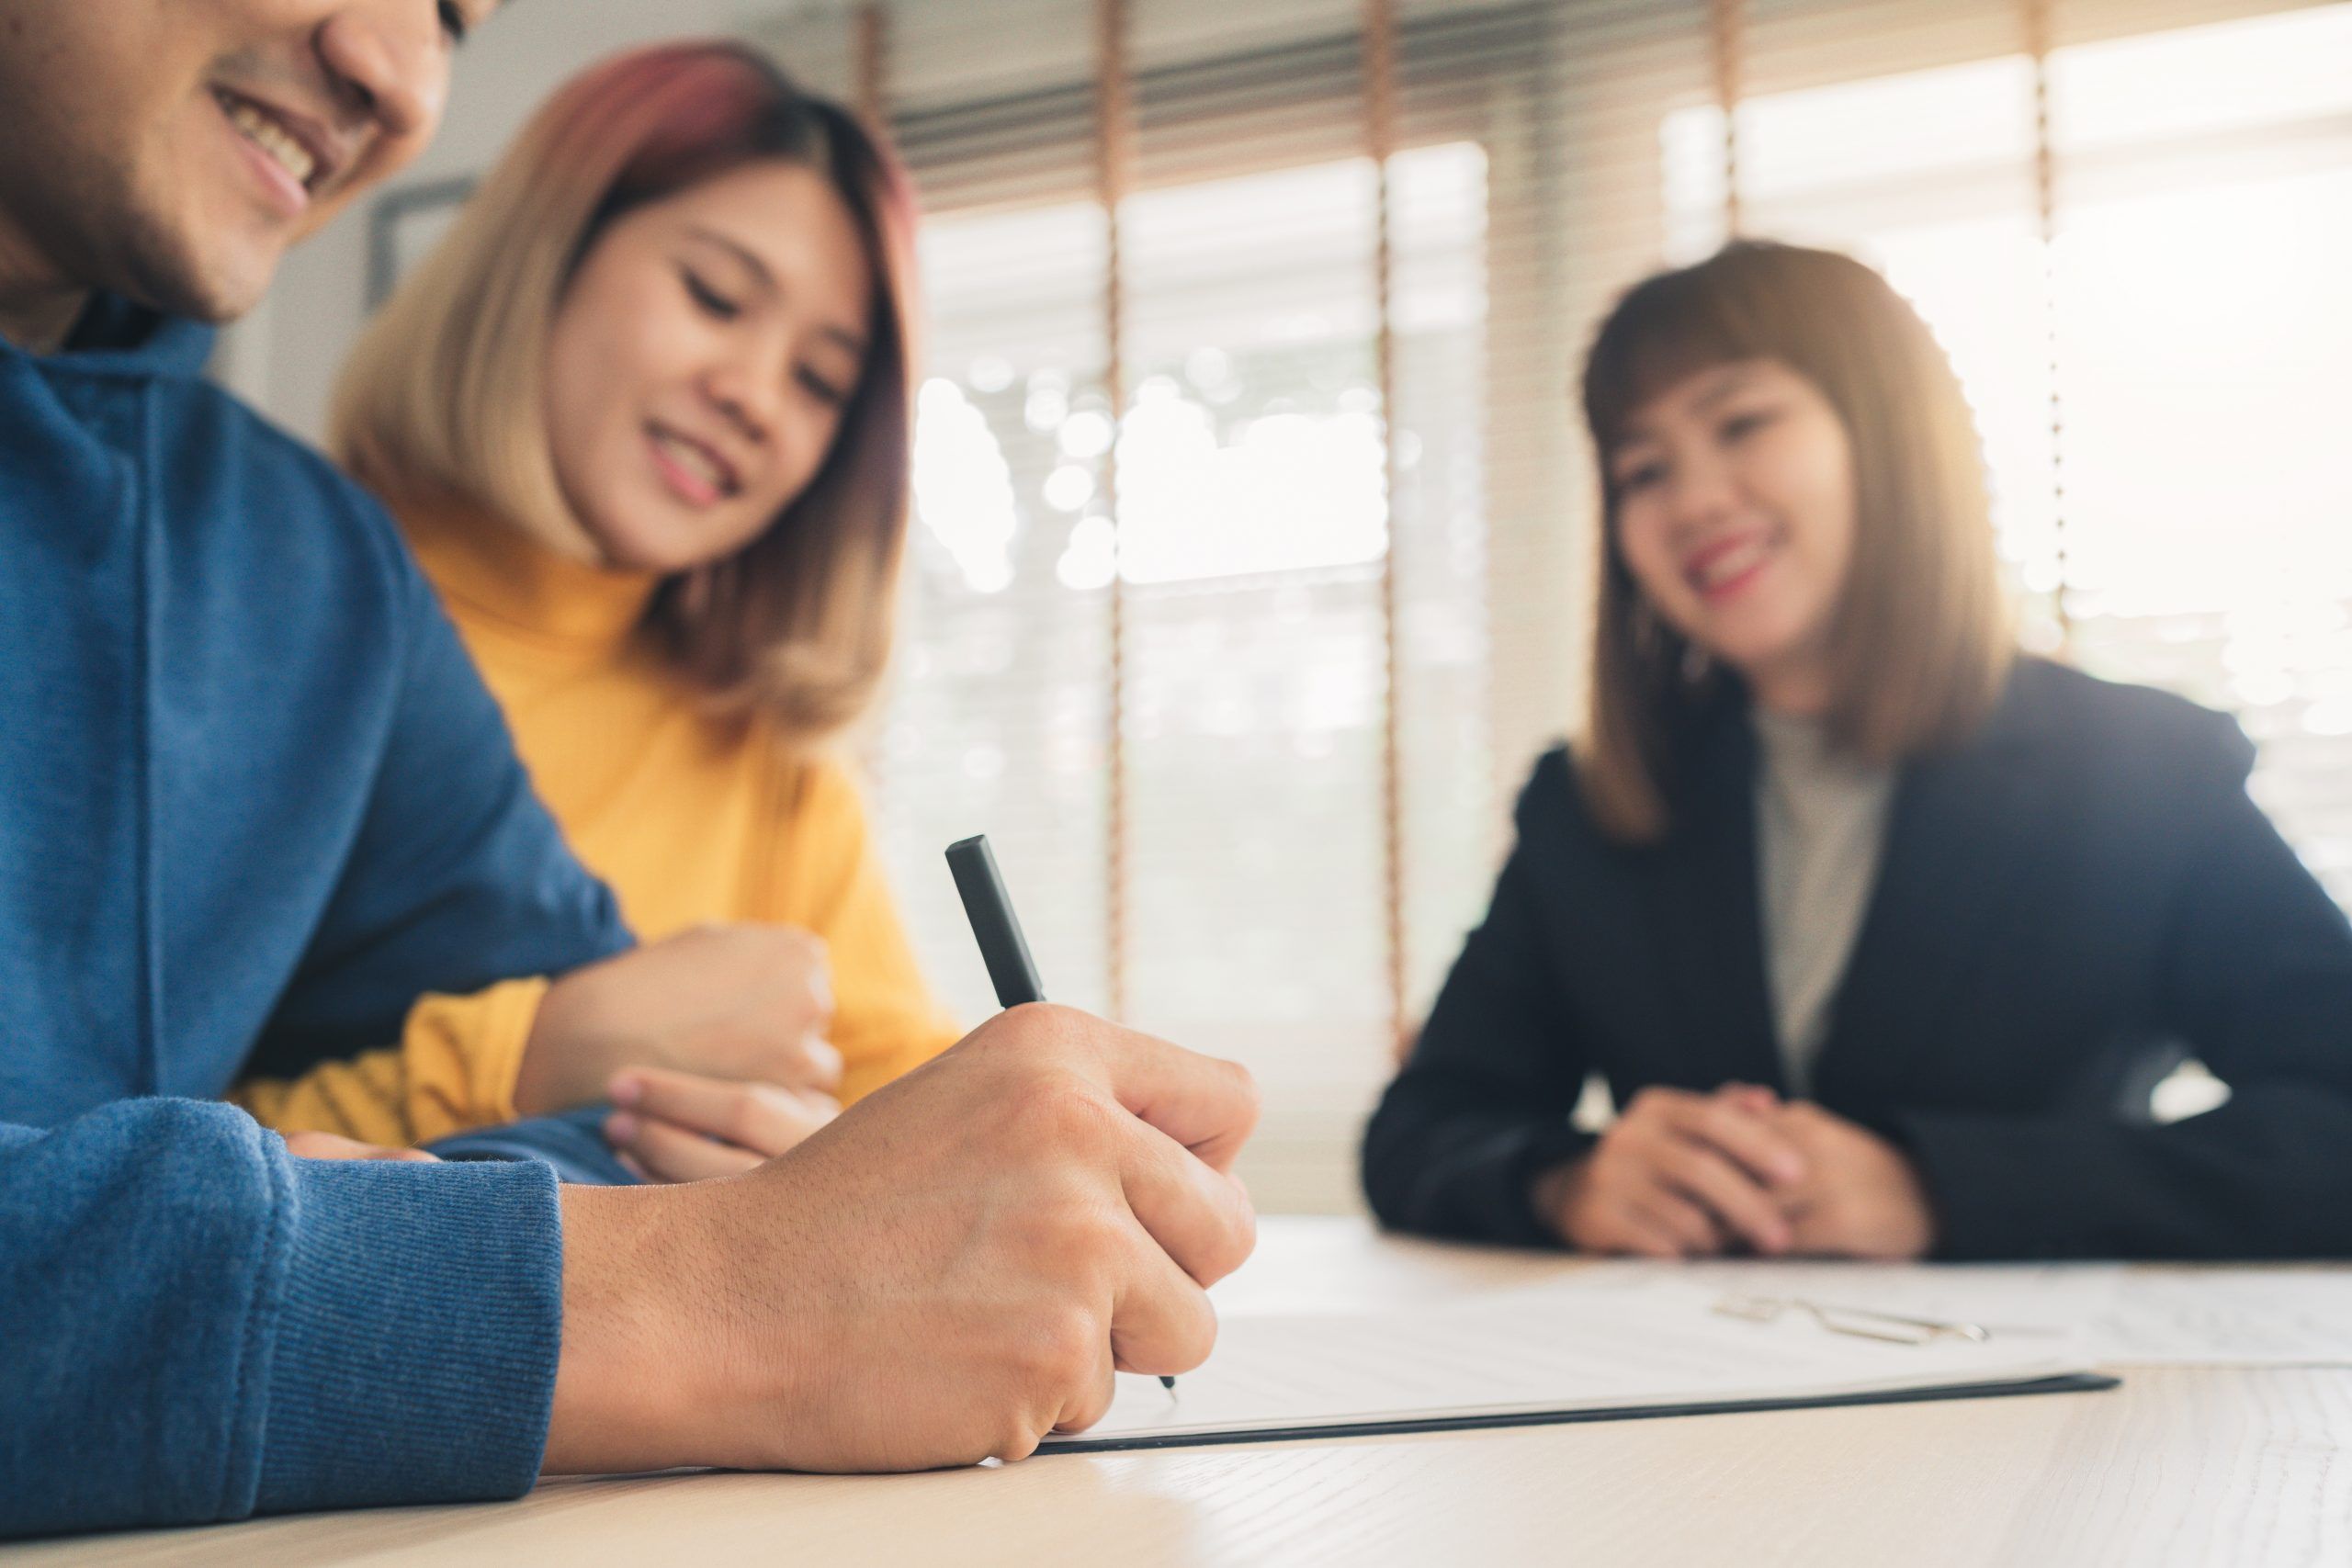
[1040,1273,2082,1450]
[1575,1260,2352,1368]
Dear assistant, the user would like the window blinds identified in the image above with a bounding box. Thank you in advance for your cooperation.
[752,0,2350,1207]
[1670,0,2352,908]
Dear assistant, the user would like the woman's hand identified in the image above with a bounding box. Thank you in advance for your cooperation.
[603,1065,842,1182]
[514,922,842,1115]
[282,1131,438,1163]
[1532,1084,1808,1257]
[1771,1101,1937,1259]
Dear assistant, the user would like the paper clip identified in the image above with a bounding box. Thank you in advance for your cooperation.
[1712,1293,1992,1346]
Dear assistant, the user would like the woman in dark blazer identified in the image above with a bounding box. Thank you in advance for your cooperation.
[1362,241,2352,1262]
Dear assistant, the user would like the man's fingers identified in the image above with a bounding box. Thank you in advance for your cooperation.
[611,1067,838,1156]
[1665,1096,1807,1188]
[607,1112,767,1182]
[1075,1012,1260,1175]
[1051,1336,1120,1437]
[1115,1118,1257,1288]
[1659,1141,1792,1254]
[1107,1222,1221,1380]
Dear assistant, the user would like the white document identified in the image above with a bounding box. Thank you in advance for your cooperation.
[2086,1270,2352,1363]
[1595,1260,2352,1369]
[1039,1272,2087,1452]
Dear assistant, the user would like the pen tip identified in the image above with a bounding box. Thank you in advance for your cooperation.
[1159,1375,1177,1393]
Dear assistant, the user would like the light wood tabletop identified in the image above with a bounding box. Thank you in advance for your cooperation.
[17,1219,2352,1567]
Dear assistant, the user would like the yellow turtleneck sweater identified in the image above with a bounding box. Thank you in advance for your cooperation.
[231,501,960,1144]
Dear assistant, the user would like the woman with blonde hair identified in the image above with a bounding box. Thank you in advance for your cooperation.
[294,40,956,1177]
[1363,240,2352,1260]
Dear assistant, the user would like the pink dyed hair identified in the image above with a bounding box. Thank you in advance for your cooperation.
[338,41,924,738]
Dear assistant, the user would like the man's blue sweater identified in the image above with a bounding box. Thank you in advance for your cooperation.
[0,299,633,1536]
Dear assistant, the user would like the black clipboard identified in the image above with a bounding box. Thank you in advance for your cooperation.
[1036,1371,2120,1455]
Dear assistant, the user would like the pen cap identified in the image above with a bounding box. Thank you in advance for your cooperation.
[946,834,1046,1009]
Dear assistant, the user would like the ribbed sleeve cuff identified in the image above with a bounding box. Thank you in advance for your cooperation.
[253,1154,563,1514]
[400,976,554,1142]
[1896,1110,2091,1261]
[1488,1122,1596,1247]
[1383,1120,1595,1247]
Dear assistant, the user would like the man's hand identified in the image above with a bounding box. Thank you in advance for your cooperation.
[513,923,841,1115]
[544,1004,1259,1475]
[1532,1084,1806,1258]
[603,1066,840,1182]
[1772,1101,1936,1259]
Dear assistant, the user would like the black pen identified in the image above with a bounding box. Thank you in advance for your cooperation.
[947,834,1178,1396]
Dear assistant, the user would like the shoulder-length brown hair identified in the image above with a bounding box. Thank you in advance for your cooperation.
[1577,240,2013,843]
[333,41,922,741]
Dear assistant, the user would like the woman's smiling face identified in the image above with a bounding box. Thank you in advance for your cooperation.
[1607,356,1860,713]
[541,158,874,574]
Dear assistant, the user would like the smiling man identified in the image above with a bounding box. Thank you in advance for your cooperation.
[0,0,452,344]
[0,0,1256,1538]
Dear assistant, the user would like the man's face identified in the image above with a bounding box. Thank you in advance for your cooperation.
[0,0,492,323]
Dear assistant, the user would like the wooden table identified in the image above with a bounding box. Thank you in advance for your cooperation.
[18,1219,2352,1566]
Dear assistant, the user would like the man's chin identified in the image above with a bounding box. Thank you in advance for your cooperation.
[120,244,283,326]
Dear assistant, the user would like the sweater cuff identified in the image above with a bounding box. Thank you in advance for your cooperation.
[1895,1109,2091,1261]
[253,1154,562,1514]
[1498,1121,1598,1247]
[466,976,552,1127]
[1402,1120,1595,1247]
[400,976,552,1141]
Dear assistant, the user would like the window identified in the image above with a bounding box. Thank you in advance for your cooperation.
[747,0,2348,1201]
[1662,1,2352,907]
[877,144,1498,1194]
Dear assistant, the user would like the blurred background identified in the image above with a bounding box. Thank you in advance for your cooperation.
[219,0,2352,1212]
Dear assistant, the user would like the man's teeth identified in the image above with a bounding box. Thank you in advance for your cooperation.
[1695,537,1770,590]
[222,96,317,188]
[655,431,732,495]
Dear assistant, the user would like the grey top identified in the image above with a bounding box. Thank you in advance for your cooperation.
[1752,708,1895,1096]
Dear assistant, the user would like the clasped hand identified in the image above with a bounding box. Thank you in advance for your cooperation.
[1533,1084,1936,1259]
[514,922,845,1179]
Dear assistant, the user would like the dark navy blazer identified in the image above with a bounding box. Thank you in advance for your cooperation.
[1363,659,2352,1259]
